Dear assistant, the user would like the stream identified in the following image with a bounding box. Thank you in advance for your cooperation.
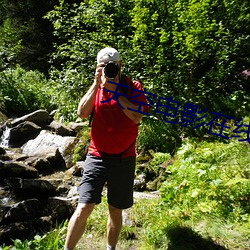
[0,126,10,148]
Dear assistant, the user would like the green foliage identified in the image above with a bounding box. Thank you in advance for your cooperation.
[44,0,135,121]
[0,0,57,72]
[137,150,172,191]
[1,0,250,130]
[0,66,55,116]
[47,67,85,121]
[73,127,90,163]
[137,116,182,154]
[43,0,250,150]
[160,139,250,221]
[140,139,250,249]
[0,18,23,70]
[0,221,67,250]
[149,152,171,169]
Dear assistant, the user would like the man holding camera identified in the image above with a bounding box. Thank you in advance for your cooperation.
[64,48,149,250]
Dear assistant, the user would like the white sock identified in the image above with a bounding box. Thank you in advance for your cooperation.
[107,245,116,250]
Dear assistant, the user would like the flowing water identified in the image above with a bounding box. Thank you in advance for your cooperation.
[0,126,10,148]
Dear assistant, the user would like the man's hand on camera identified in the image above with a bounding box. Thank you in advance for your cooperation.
[94,63,104,87]
[100,70,120,91]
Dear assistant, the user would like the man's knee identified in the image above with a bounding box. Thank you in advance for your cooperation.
[74,203,95,219]
[108,204,122,217]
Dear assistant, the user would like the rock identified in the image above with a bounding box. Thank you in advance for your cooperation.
[49,121,74,136]
[9,121,41,147]
[0,206,9,224]
[4,178,58,196]
[134,173,146,191]
[1,199,42,224]
[0,147,6,155]
[66,161,84,177]
[25,156,53,174]
[0,154,11,161]
[0,222,32,245]
[67,186,78,198]
[0,111,8,125]
[0,161,38,179]
[32,216,53,233]
[22,141,67,170]
[21,130,77,168]
[0,110,91,245]
[47,197,76,221]
[45,148,67,170]
[68,121,88,133]
[11,109,51,127]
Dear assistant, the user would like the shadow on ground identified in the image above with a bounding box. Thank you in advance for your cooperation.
[167,226,228,250]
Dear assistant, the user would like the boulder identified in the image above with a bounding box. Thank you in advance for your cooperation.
[4,178,59,196]
[134,173,146,191]
[21,130,77,168]
[25,156,53,174]
[0,147,6,155]
[11,109,51,127]
[47,197,76,221]
[0,206,9,224]
[9,121,41,147]
[0,216,53,245]
[0,222,32,245]
[32,216,53,233]
[0,154,11,161]
[67,186,78,198]
[1,199,42,224]
[0,111,8,125]
[66,161,84,177]
[68,121,88,133]
[49,121,74,136]
[0,161,38,179]
[21,144,66,170]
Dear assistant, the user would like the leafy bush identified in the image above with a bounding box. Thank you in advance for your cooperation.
[0,221,67,250]
[43,0,250,151]
[140,139,250,249]
[160,139,250,221]
[137,116,182,154]
[72,127,90,163]
[0,66,55,116]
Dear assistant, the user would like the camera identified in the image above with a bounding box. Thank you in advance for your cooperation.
[103,61,119,79]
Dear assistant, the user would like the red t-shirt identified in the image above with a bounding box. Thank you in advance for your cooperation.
[88,77,149,158]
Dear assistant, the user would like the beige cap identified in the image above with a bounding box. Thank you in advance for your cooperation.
[97,47,120,63]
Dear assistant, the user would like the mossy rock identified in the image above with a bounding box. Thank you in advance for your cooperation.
[0,111,8,124]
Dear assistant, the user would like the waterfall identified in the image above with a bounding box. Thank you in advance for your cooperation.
[0,126,10,148]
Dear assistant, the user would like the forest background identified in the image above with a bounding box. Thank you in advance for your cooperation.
[1,0,250,152]
[0,0,250,249]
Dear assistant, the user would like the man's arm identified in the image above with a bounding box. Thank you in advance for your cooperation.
[77,64,103,119]
[118,96,144,124]
[77,80,99,119]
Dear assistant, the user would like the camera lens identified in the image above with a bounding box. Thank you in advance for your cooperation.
[104,62,119,79]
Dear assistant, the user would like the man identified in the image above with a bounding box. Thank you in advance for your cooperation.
[64,48,149,250]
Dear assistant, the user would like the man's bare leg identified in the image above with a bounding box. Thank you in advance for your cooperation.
[64,203,95,250]
[107,204,123,249]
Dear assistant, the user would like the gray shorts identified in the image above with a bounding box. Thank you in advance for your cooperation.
[77,154,136,209]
